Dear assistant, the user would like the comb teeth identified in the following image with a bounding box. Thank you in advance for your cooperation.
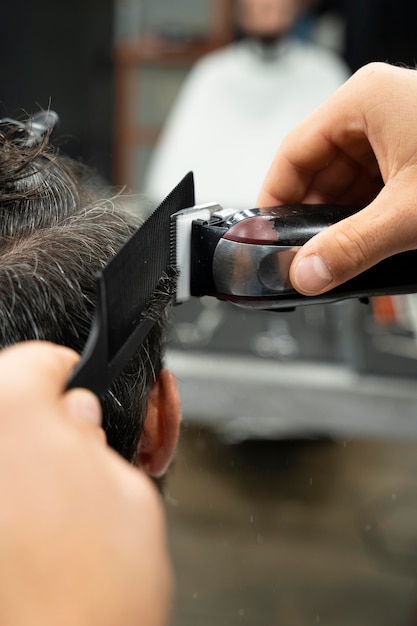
[169,210,178,269]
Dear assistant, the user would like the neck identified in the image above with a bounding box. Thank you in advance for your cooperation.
[239,34,291,61]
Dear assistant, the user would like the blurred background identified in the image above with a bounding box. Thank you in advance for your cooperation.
[3,1,417,624]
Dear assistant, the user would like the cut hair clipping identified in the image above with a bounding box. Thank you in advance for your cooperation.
[0,110,59,147]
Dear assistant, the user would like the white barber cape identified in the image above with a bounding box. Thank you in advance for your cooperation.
[144,37,350,209]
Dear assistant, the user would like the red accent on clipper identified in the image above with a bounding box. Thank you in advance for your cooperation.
[223,216,279,244]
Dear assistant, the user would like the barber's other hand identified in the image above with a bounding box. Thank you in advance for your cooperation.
[0,341,170,626]
[258,62,417,295]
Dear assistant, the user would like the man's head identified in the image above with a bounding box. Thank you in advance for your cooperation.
[235,0,307,41]
[0,114,180,479]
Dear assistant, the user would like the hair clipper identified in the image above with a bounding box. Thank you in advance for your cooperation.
[171,194,417,311]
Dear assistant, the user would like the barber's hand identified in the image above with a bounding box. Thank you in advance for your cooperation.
[0,342,170,626]
[258,62,417,295]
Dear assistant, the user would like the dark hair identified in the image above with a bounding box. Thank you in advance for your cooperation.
[0,116,172,463]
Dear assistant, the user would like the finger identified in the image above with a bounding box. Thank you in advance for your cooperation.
[0,342,80,406]
[257,116,338,207]
[62,388,102,429]
[62,388,105,446]
[257,65,385,208]
[290,170,417,294]
[302,151,382,206]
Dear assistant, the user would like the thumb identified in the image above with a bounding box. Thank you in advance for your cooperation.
[289,181,417,295]
[289,217,371,295]
[62,388,103,429]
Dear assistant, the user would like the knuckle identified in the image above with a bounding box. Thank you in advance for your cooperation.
[329,222,371,279]
[356,61,390,83]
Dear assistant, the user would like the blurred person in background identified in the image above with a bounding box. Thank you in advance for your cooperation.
[144,0,350,209]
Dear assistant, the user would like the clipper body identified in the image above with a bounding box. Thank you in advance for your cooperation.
[172,203,417,311]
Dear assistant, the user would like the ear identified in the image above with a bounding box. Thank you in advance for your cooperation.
[137,369,181,477]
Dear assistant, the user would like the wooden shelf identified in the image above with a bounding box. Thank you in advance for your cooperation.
[114,36,223,66]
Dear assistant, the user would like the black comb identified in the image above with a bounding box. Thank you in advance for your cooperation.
[67,172,195,397]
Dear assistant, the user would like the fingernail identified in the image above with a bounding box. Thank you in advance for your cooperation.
[67,391,102,427]
[293,254,333,294]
